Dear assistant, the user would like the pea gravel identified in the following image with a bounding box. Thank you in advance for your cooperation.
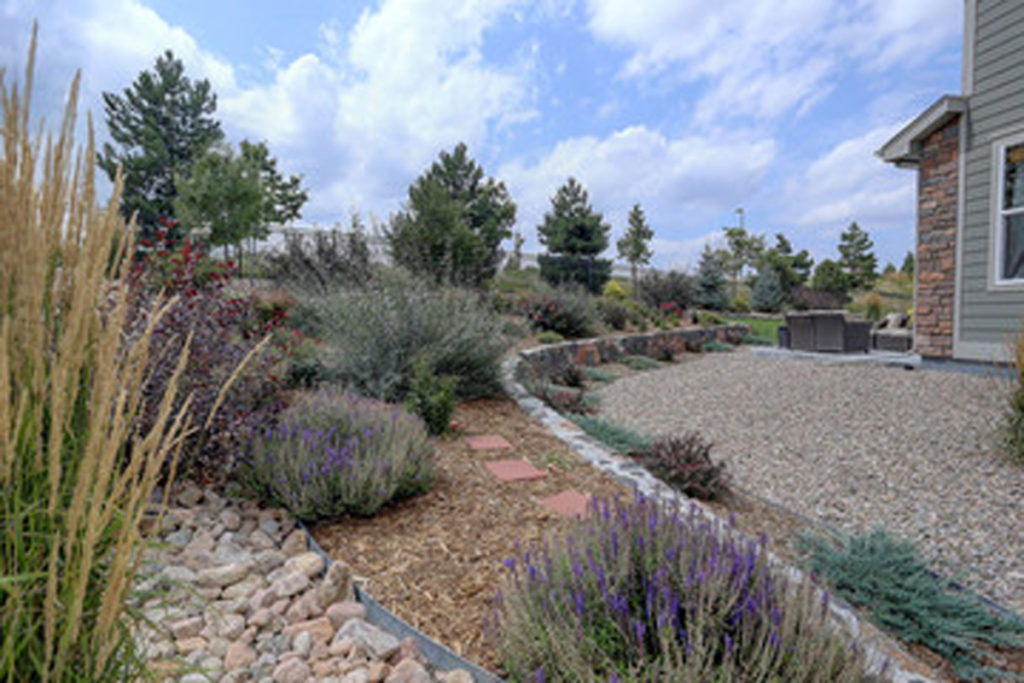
[594,348,1024,615]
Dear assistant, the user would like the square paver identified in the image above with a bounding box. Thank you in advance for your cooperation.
[466,434,513,451]
[484,459,546,481]
[540,489,590,518]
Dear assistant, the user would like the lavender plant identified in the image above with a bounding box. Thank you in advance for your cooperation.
[494,495,867,682]
[233,391,435,521]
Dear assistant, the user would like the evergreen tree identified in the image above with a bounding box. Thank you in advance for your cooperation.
[506,231,525,271]
[751,267,785,312]
[811,258,849,296]
[386,142,515,287]
[837,221,878,289]
[537,177,612,293]
[98,50,223,240]
[901,250,916,275]
[695,245,728,310]
[616,203,655,295]
[760,233,813,297]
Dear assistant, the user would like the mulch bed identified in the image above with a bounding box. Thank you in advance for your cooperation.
[313,370,1021,680]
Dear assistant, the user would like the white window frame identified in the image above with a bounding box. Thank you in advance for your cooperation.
[990,131,1024,288]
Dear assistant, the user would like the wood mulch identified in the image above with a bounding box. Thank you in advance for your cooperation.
[312,360,1020,681]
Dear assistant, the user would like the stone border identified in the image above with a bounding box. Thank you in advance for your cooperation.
[516,324,749,378]
[301,523,503,683]
[501,333,936,683]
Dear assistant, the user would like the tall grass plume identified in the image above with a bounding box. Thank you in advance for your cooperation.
[1,27,189,680]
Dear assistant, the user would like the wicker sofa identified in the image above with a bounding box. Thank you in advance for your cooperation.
[785,311,873,353]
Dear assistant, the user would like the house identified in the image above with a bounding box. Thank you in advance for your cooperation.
[878,0,1024,362]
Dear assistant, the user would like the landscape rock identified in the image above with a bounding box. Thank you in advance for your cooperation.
[284,551,325,578]
[385,658,431,683]
[197,562,250,588]
[271,570,310,598]
[334,618,400,661]
[272,657,311,683]
[319,559,355,604]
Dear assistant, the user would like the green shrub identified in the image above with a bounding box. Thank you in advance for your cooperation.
[403,357,457,435]
[637,269,695,311]
[235,391,435,521]
[303,271,511,402]
[729,293,752,313]
[597,297,630,330]
[799,528,1024,682]
[621,355,662,371]
[602,278,629,300]
[570,415,651,454]
[583,366,616,383]
[702,340,734,353]
[536,330,565,344]
[633,433,730,500]
[517,285,598,338]
[496,495,867,682]
[696,310,727,327]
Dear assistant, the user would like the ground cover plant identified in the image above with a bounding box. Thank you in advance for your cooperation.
[620,354,662,371]
[799,527,1024,681]
[494,495,868,682]
[702,339,734,353]
[1,36,189,679]
[570,415,651,454]
[234,390,435,521]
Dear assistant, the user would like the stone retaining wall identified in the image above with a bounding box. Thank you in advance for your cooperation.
[518,324,750,377]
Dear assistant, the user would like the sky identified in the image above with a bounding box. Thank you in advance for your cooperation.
[0,0,964,270]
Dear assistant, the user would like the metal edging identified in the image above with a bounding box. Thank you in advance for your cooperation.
[300,522,504,683]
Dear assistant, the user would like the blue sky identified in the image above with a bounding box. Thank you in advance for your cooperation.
[1,0,963,269]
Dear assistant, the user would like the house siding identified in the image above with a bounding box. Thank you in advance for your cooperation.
[958,0,1024,355]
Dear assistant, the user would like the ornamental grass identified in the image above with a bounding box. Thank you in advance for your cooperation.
[1,28,190,680]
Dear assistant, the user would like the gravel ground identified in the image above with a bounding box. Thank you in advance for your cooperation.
[595,348,1024,615]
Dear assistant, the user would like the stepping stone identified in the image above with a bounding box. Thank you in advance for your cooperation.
[484,459,546,482]
[540,489,590,519]
[466,434,513,451]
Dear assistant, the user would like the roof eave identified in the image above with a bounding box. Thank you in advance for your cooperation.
[876,95,968,167]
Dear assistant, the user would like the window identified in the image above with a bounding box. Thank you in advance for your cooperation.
[997,141,1024,281]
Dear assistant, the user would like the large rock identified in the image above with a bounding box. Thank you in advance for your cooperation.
[270,571,310,598]
[283,615,335,644]
[332,618,400,661]
[197,563,250,588]
[385,658,431,683]
[318,559,354,605]
[284,551,325,578]
[326,601,366,630]
[272,658,311,683]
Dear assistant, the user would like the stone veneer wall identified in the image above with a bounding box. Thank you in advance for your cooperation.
[915,116,960,358]
[518,324,749,379]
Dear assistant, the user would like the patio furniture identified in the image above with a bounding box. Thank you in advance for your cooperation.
[785,311,873,353]
[872,313,913,352]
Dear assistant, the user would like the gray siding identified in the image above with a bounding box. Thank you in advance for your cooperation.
[959,0,1024,347]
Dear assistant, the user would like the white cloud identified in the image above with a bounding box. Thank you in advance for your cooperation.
[499,125,776,253]
[782,125,916,261]
[583,0,959,124]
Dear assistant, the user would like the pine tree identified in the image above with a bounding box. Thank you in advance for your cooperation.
[760,233,813,297]
[98,50,223,240]
[617,203,655,296]
[695,245,728,310]
[901,250,916,275]
[386,142,515,287]
[811,258,849,295]
[837,221,878,289]
[751,267,785,312]
[537,177,612,293]
[239,140,308,228]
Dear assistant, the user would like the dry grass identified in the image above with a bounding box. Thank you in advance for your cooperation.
[0,27,189,680]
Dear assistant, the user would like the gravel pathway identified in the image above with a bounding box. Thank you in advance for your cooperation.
[595,349,1024,615]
